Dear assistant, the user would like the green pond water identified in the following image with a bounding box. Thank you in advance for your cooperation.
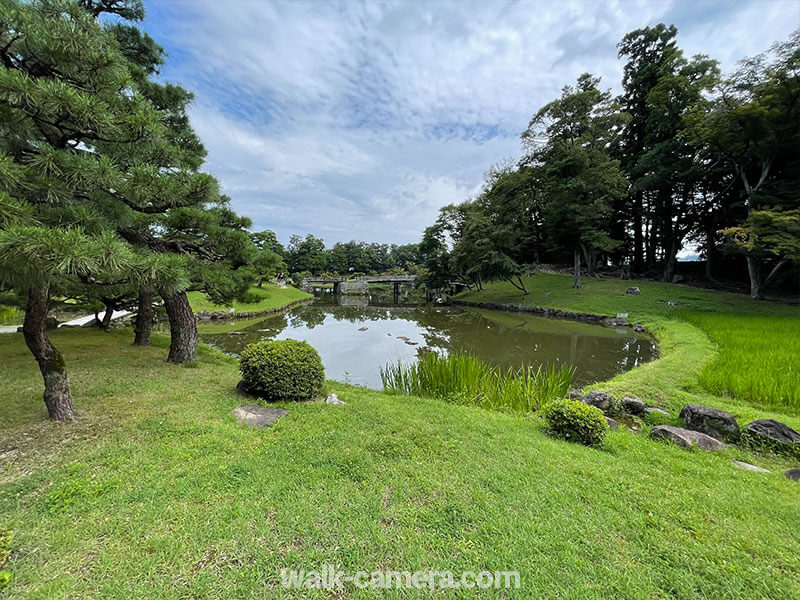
[198,290,657,389]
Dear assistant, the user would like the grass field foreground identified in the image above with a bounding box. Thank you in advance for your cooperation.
[1,328,799,599]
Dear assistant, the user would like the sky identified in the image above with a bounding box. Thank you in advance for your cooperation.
[140,0,800,247]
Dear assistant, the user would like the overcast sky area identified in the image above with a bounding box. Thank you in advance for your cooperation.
[141,0,800,247]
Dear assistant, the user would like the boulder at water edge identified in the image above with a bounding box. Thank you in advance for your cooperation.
[622,396,645,416]
[679,404,740,442]
[649,425,724,451]
[579,391,613,412]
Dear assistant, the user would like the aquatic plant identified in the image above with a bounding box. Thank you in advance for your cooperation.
[380,352,574,413]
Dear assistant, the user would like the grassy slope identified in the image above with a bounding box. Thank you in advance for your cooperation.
[187,284,310,314]
[456,273,800,425]
[1,329,799,599]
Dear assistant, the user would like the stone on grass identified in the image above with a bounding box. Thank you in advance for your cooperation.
[743,419,800,451]
[232,405,287,428]
[644,407,670,417]
[325,393,346,405]
[605,416,619,430]
[625,287,641,295]
[649,425,724,451]
[785,468,800,482]
[621,396,645,416]
[679,404,740,442]
[732,460,769,473]
[580,391,613,412]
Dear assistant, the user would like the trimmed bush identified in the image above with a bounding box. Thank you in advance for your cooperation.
[543,399,608,447]
[239,339,324,401]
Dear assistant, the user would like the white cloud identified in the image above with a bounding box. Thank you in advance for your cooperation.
[142,0,799,245]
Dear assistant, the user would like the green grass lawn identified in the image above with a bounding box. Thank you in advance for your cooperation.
[187,284,311,315]
[456,273,800,421]
[1,329,799,599]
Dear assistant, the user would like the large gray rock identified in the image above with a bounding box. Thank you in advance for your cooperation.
[644,407,670,417]
[743,419,800,452]
[679,404,740,442]
[785,468,800,482]
[621,396,645,416]
[649,425,724,451]
[232,405,287,428]
[580,391,613,412]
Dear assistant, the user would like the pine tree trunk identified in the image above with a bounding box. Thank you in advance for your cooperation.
[746,256,762,300]
[100,301,114,330]
[573,248,581,289]
[133,286,153,347]
[23,282,75,421]
[161,290,197,363]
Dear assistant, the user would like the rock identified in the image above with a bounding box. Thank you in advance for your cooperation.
[649,425,724,451]
[644,407,670,417]
[196,310,212,320]
[732,460,769,473]
[621,396,645,416]
[665,300,679,307]
[232,405,287,428]
[0,448,18,460]
[568,391,583,400]
[679,404,740,442]
[625,287,641,295]
[358,327,368,331]
[579,391,613,412]
[633,321,646,333]
[785,468,800,482]
[325,393,346,405]
[605,416,619,430]
[616,313,629,319]
[743,419,800,452]
[671,274,684,283]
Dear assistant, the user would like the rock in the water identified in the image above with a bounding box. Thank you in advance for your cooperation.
[626,287,641,295]
[679,404,740,442]
[358,327,368,331]
[732,460,769,473]
[580,391,613,412]
[743,419,800,452]
[649,425,724,451]
[785,468,800,482]
[621,396,645,416]
[325,393,346,405]
[605,416,619,430]
[232,405,287,428]
[633,322,645,333]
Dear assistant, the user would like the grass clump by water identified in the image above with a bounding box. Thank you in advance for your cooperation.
[381,352,574,413]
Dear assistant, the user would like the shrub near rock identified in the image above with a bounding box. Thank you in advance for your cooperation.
[239,339,324,401]
[544,399,608,447]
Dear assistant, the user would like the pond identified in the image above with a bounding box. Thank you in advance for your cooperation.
[198,290,657,389]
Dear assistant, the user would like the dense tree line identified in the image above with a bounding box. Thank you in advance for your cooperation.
[419,25,799,298]
[272,233,422,278]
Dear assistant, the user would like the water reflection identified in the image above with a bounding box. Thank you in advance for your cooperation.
[199,295,657,389]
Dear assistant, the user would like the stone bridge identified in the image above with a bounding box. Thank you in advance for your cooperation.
[302,275,415,295]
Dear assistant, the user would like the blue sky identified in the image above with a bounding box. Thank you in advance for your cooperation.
[140,0,800,246]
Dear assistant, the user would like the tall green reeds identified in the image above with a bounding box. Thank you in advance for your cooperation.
[380,352,574,413]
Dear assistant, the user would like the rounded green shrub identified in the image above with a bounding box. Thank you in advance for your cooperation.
[543,399,608,447]
[239,339,324,401]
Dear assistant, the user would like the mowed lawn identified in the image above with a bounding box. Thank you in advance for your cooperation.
[1,328,800,599]
[456,273,800,420]
[187,284,310,314]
